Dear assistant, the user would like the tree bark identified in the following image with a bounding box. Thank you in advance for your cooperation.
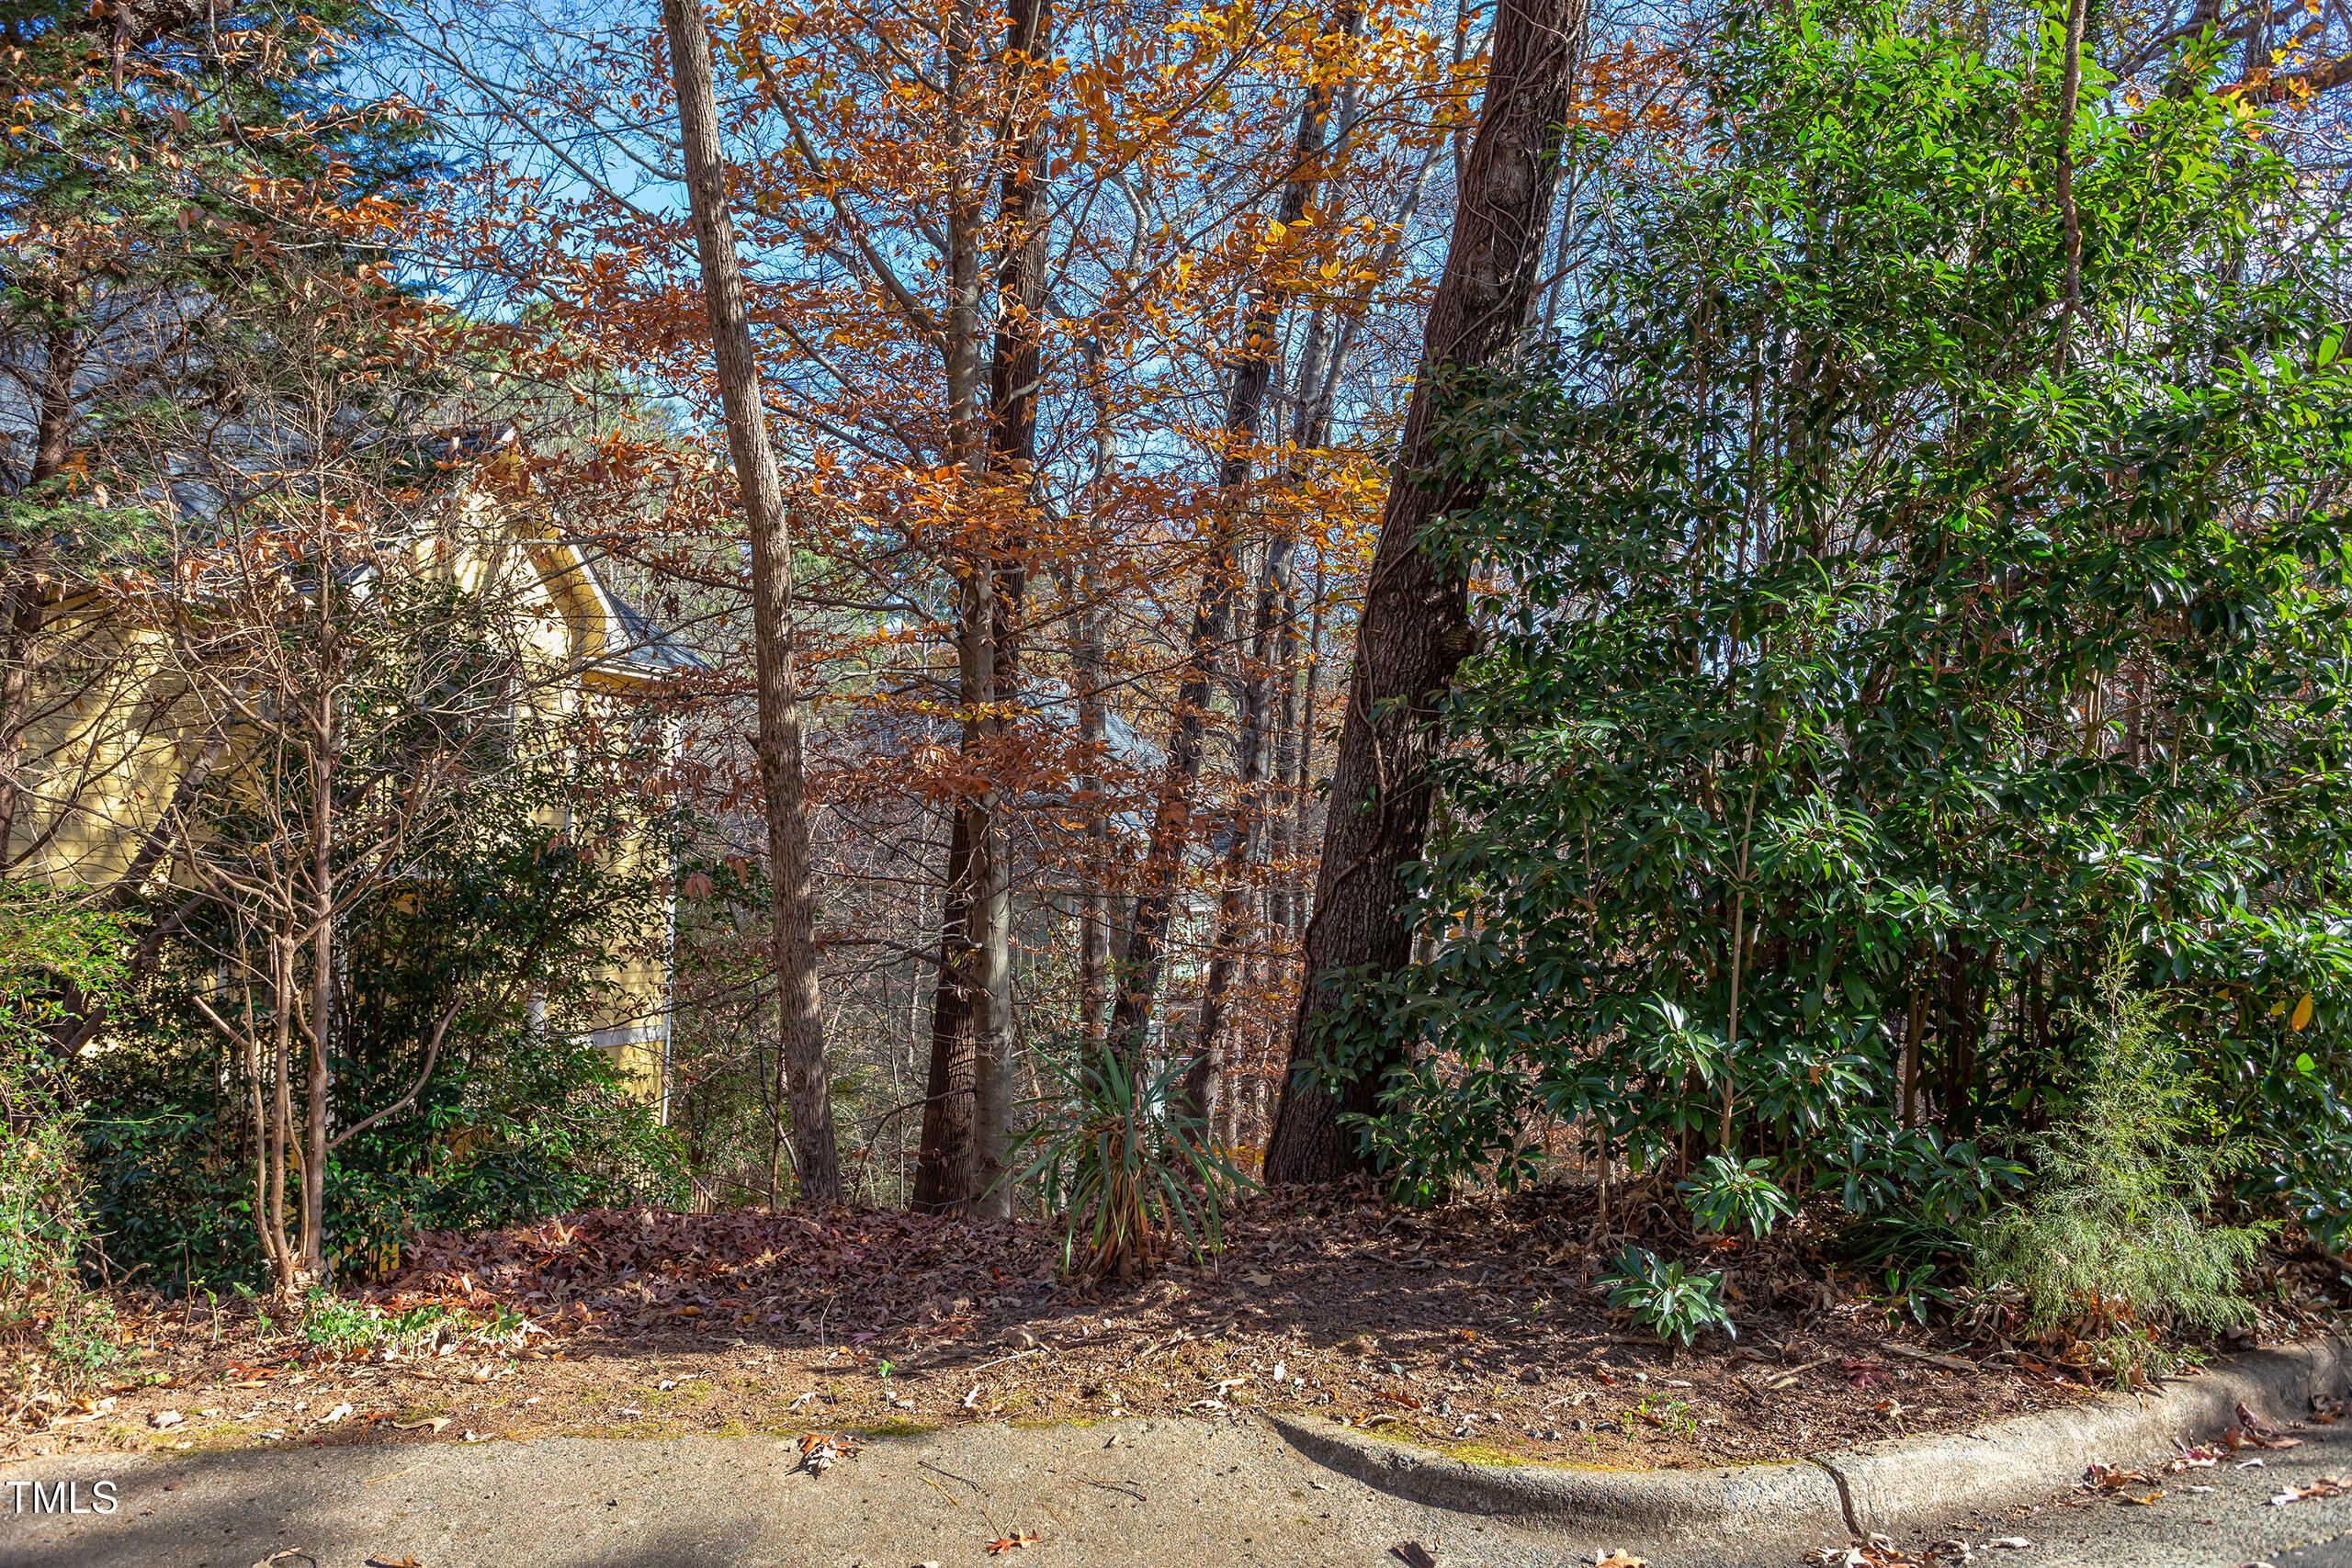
[919,0,997,1213]
[0,319,78,862]
[915,0,1050,1213]
[1074,568,1111,1047]
[1263,0,1587,1185]
[914,802,981,1210]
[664,0,842,1204]
[1108,6,1354,1064]
[967,0,1052,1219]
[1289,562,1325,938]
[1074,330,1117,1050]
[1187,534,1288,1118]
[268,937,296,1284]
[299,661,334,1286]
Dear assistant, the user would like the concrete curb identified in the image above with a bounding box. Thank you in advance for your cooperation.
[1262,1412,1847,1557]
[1265,1335,2352,1550]
[1817,1334,2352,1535]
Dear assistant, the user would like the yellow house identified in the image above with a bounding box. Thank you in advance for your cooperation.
[3,445,692,1105]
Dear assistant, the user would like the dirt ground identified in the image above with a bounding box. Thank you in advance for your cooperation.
[9,1181,2347,1469]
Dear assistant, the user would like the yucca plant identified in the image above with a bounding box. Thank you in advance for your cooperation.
[1007,1048,1257,1281]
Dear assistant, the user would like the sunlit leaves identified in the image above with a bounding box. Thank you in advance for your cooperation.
[1310,0,2352,1227]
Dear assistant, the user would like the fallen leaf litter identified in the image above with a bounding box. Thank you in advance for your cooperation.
[13,1181,2346,1477]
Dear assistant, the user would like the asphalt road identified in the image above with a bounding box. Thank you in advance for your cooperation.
[7,1413,2352,1568]
[0,1418,1602,1568]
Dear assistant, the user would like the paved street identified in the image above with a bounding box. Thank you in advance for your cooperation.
[10,1413,2352,1567]
[0,1419,1593,1568]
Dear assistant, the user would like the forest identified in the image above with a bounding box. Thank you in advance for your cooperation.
[7,0,2352,1488]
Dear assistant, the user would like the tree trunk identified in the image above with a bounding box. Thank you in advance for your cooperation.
[1258,305,1333,944]
[1075,332,1117,1050]
[1109,6,1354,1063]
[1075,569,1111,1047]
[300,673,334,1287]
[1187,533,1289,1116]
[268,937,297,1284]
[239,964,285,1288]
[967,0,1053,1220]
[664,0,842,1204]
[1264,636,1302,940]
[1259,145,1436,950]
[1263,0,1588,1185]
[0,320,77,862]
[1290,564,1325,939]
[914,0,1050,1213]
[914,804,981,1210]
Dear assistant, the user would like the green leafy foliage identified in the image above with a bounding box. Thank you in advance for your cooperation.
[299,1291,537,1361]
[0,888,130,1382]
[34,1294,123,1387]
[1598,1247,1735,1346]
[1835,1210,1973,1325]
[1010,1046,1257,1280]
[0,1122,83,1312]
[1974,961,2271,1343]
[80,778,684,1295]
[300,1291,384,1359]
[1677,1156,1794,1241]
[1305,0,2352,1247]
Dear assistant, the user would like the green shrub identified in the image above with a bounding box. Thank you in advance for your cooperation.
[1974,962,2270,1352]
[296,1289,538,1362]
[0,886,129,1383]
[1598,1247,1734,1346]
[1677,1156,1794,1241]
[0,1116,85,1311]
[302,1289,382,1358]
[39,1294,123,1385]
[1297,0,2352,1245]
[1834,1211,1973,1325]
[80,1029,684,1295]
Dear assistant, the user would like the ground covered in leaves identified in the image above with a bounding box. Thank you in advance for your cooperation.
[10,1181,2348,1471]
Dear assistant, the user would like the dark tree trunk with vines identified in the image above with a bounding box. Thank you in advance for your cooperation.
[1263,0,1588,1185]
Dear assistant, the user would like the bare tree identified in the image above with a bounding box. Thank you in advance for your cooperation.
[664,0,843,1204]
[151,463,547,1291]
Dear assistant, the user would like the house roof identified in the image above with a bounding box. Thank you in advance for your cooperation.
[587,567,708,677]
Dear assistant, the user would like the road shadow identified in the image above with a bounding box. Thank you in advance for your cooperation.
[0,1442,813,1568]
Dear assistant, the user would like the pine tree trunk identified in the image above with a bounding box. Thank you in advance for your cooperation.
[1263,0,1588,1185]
[664,0,842,1204]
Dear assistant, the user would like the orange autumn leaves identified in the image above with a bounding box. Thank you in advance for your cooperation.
[440,0,1696,1097]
